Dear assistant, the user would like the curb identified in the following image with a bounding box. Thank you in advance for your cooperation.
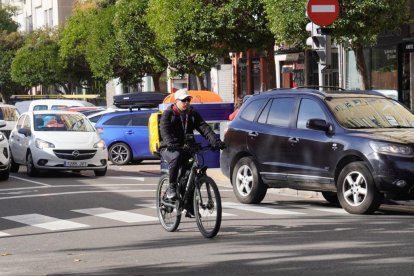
[208,168,323,200]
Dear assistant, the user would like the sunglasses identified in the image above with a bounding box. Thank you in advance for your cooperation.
[179,98,191,103]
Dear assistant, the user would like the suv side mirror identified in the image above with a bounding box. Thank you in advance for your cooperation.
[307,119,334,134]
[18,128,31,137]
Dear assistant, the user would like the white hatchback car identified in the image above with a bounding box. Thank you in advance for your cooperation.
[9,111,108,177]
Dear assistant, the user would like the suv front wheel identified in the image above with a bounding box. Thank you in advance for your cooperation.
[337,161,383,214]
[232,157,267,204]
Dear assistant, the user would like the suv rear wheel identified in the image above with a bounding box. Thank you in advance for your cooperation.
[232,157,267,204]
[337,161,383,214]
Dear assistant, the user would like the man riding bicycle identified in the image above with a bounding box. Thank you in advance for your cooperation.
[159,88,226,201]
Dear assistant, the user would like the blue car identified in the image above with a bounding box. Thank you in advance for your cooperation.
[95,109,158,165]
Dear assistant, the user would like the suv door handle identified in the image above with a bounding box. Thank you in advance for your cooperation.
[248,131,258,137]
[126,130,134,135]
[288,137,299,143]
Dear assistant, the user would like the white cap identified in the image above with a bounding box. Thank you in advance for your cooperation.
[174,88,192,101]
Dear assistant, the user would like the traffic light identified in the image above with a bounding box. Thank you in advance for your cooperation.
[306,22,331,66]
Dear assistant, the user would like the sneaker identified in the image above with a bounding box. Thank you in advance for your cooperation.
[166,186,177,199]
[185,210,195,218]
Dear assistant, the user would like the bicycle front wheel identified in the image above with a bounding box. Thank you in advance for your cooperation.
[156,175,181,232]
[194,175,222,238]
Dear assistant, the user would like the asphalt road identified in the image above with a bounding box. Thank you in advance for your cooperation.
[0,161,414,275]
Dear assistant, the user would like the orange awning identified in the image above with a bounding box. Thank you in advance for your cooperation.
[163,90,223,103]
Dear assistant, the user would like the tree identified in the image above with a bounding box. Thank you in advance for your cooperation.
[147,0,225,89]
[114,0,168,91]
[0,6,18,33]
[0,32,25,102]
[11,29,70,93]
[59,4,96,91]
[262,0,409,89]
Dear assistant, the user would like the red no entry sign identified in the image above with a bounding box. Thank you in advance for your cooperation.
[307,0,339,26]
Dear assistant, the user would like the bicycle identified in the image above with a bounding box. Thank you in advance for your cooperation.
[156,143,222,238]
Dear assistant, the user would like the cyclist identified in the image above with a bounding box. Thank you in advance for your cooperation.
[159,88,225,201]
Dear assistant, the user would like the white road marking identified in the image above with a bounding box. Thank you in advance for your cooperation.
[311,5,336,13]
[223,202,303,215]
[10,176,51,186]
[312,208,349,214]
[3,214,88,231]
[0,231,10,237]
[89,177,145,181]
[0,190,157,200]
[72,207,158,223]
[135,204,236,216]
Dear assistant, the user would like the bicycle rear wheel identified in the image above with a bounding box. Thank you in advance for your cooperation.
[194,176,222,238]
[156,175,181,232]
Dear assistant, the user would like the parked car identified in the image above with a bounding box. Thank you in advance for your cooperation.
[28,99,95,111]
[0,120,10,180]
[0,103,20,139]
[9,111,108,176]
[221,88,414,214]
[94,109,158,165]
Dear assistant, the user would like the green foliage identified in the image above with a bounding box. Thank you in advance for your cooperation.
[0,6,18,33]
[11,29,66,88]
[261,0,308,47]
[0,32,25,102]
[114,0,167,86]
[333,0,409,48]
[59,7,95,84]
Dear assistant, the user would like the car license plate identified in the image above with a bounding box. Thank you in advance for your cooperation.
[64,161,87,167]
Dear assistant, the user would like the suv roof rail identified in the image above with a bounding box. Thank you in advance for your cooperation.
[294,86,347,91]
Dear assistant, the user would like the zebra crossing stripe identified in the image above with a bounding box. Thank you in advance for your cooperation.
[135,204,236,216]
[72,207,158,223]
[3,214,89,231]
[312,208,348,214]
[223,202,303,215]
[0,231,10,237]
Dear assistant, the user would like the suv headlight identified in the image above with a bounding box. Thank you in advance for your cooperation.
[94,139,106,149]
[370,141,413,157]
[35,138,55,149]
[0,133,4,142]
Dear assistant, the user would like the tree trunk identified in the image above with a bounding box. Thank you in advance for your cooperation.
[266,43,276,89]
[353,45,370,90]
[152,72,161,92]
[196,74,205,90]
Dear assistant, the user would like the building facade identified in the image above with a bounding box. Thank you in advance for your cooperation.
[1,0,76,32]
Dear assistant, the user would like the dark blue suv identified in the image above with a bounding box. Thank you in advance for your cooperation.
[95,109,158,165]
[220,88,414,214]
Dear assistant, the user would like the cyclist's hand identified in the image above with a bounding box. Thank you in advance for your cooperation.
[182,144,190,151]
[214,141,226,150]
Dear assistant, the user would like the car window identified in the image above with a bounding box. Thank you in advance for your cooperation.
[297,99,327,129]
[326,97,414,129]
[266,98,296,127]
[0,107,18,121]
[131,113,151,126]
[103,114,131,126]
[89,114,103,123]
[16,114,26,129]
[257,100,271,124]
[23,115,31,129]
[34,114,94,132]
[239,99,266,122]
[51,105,69,110]
[33,105,48,111]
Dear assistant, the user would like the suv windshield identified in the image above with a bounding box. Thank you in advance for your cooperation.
[326,97,414,129]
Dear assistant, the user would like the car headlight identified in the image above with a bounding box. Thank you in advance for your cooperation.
[370,141,413,157]
[94,139,106,150]
[35,138,55,149]
[0,133,4,142]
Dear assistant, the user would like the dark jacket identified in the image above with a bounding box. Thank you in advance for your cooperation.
[159,104,217,149]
